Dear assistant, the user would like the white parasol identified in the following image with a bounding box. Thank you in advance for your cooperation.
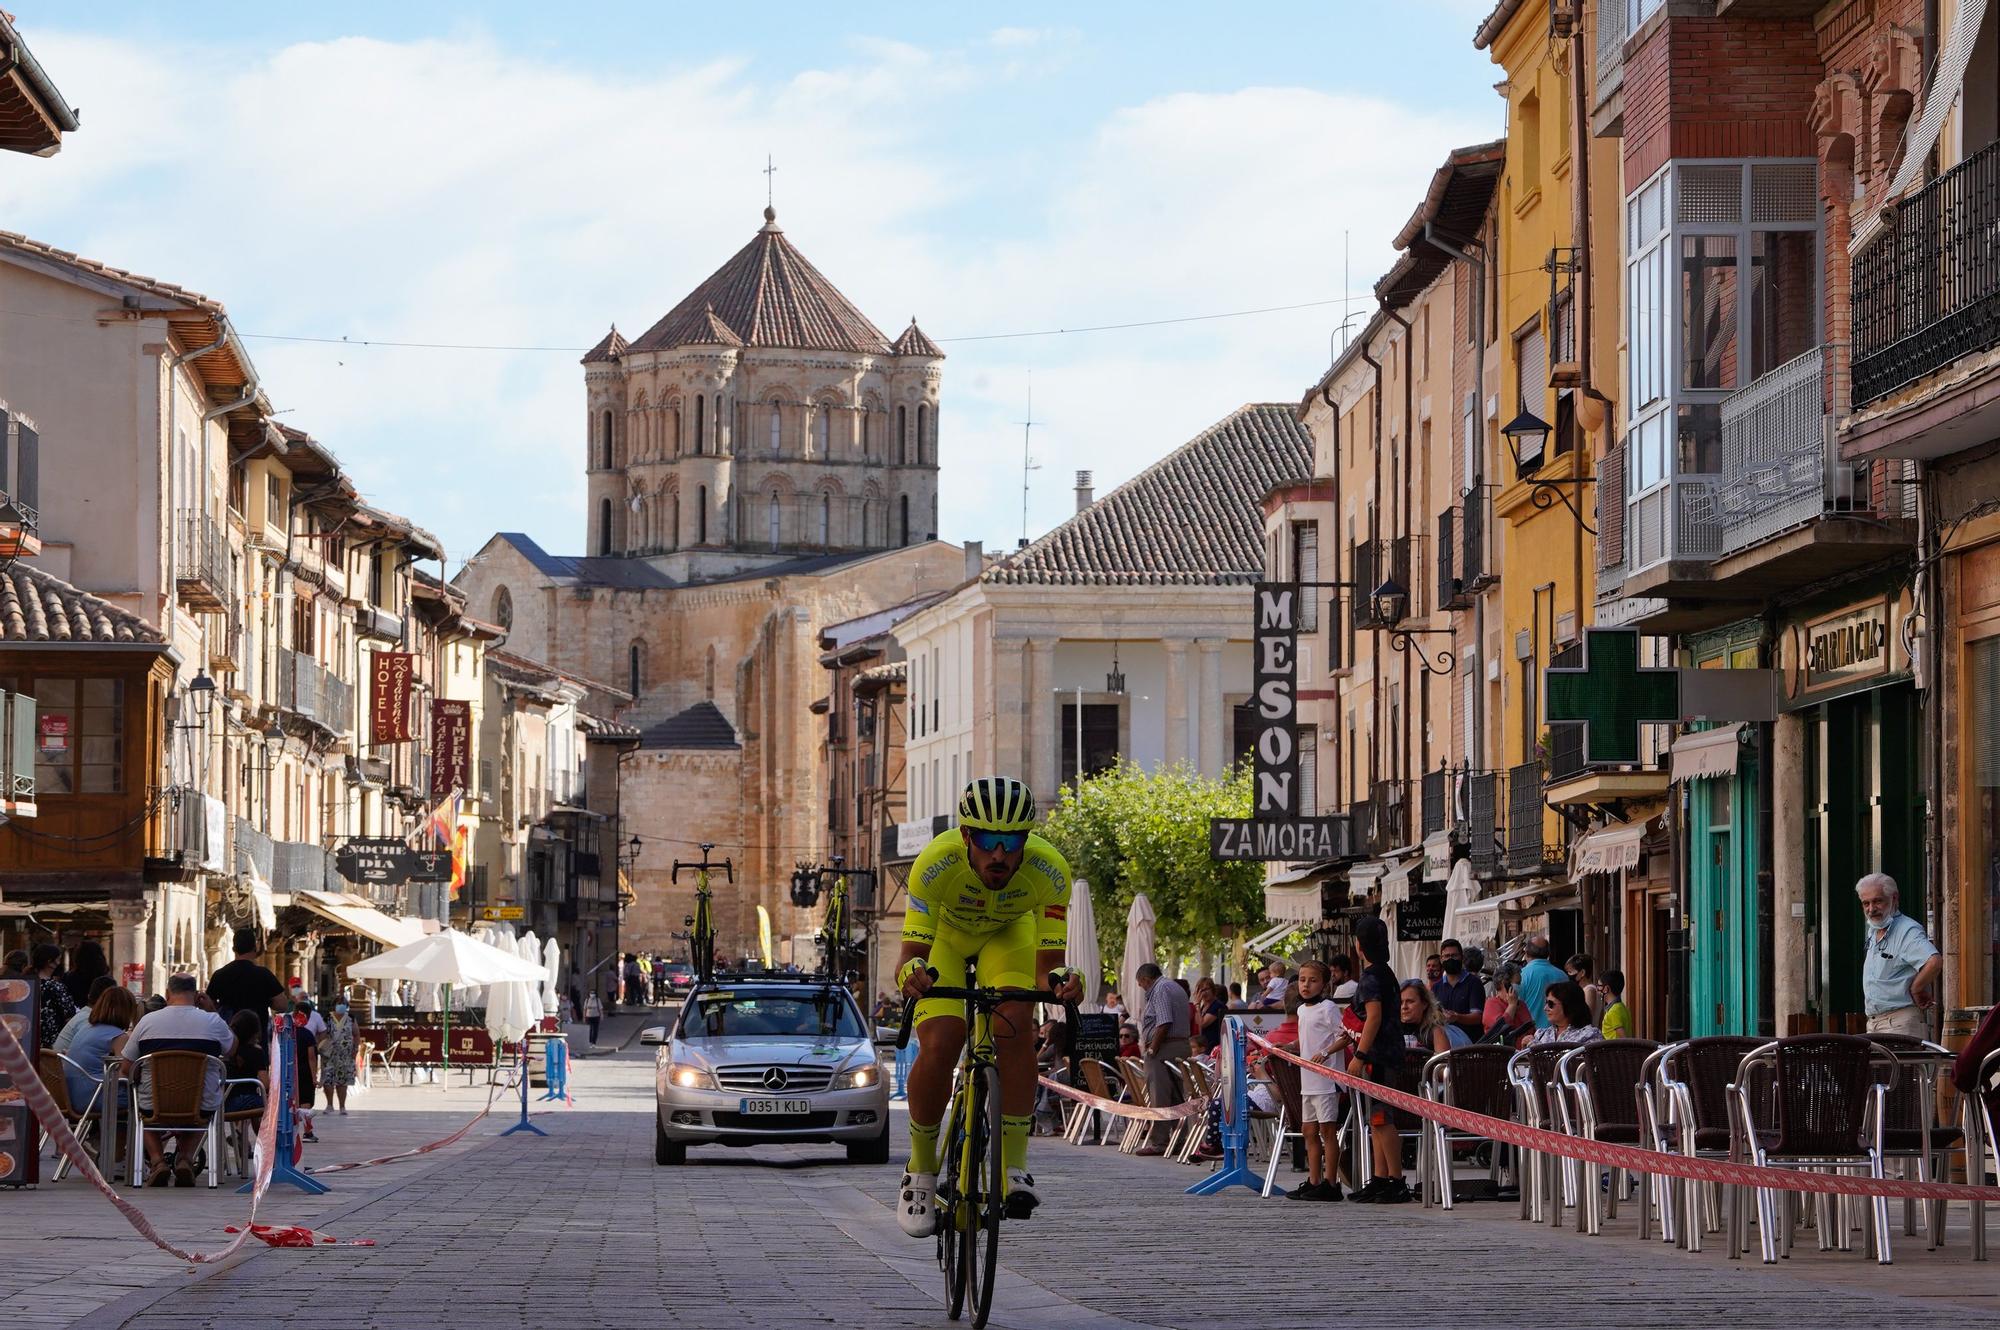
[541,937,561,1017]
[345,928,548,1073]
[1121,892,1157,1015]
[1065,876,1102,1009]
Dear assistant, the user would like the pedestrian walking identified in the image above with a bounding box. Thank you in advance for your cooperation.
[584,989,603,1045]
[1132,961,1191,1156]
[320,1000,357,1114]
[622,953,644,1007]
[1858,872,1939,1038]
[1515,935,1566,1030]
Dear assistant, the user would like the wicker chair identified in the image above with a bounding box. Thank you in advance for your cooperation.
[1064,1058,1123,1145]
[1558,1039,1661,1235]
[1659,1035,1765,1252]
[1867,1034,1963,1247]
[1727,1035,1897,1265]
[1508,1045,1576,1227]
[1635,1043,1679,1243]
[1259,1054,1307,1197]
[1114,1057,1153,1153]
[129,1051,225,1189]
[1418,1044,1516,1211]
[35,1049,106,1182]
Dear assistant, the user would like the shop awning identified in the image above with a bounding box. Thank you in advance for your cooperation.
[295,889,428,948]
[1421,831,1453,883]
[1670,723,1744,782]
[1451,881,1558,939]
[1345,861,1386,901]
[1569,823,1647,882]
[1262,881,1324,925]
[1243,919,1299,956]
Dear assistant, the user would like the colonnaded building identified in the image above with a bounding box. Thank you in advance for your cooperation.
[456,206,966,959]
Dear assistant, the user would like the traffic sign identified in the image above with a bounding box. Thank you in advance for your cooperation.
[481,905,525,921]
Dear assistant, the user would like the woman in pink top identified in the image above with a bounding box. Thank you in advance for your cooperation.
[1481,962,1530,1038]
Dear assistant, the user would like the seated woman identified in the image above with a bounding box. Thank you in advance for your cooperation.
[225,1010,270,1114]
[1526,980,1603,1047]
[1481,963,1531,1042]
[1399,979,1464,1056]
[64,985,141,1111]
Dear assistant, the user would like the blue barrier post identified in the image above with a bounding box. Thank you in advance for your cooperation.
[249,1015,330,1194]
[501,1041,547,1137]
[1186,1017,1269,1196]
[891,1039,915,1100]
[536,1035,568,1102]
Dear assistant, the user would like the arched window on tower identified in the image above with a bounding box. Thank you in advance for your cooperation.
[819,492,831,547]
[769,401,782,457]
[862,410,872,458]
[599,498,613,555]
[697,484,708,544]
[900,494,911,547]
[669,404,681,455]
[670,493,680,549]
[768,490,781,550]
[628,640,645,696]
[694,396,705,455]
[600,409,613,469]
[492,586,513,632]
[897,405,908,464]
[917,404,929,464]
[814,404,829,457]
[704,646,717,700]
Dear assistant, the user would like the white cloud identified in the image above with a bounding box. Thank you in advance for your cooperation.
[5,26,1493,566]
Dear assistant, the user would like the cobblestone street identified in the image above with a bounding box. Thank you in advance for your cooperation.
[3,1029,1997,1329]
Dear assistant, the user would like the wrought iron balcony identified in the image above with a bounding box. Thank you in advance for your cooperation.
[1852,138,2000,407]
[175,509,232,613]
[1466,770,1504,877]
[1436,507,1470,611]
[354,603,403,643]
[1351,535,1414,629]
[1421,767,1449,838]
[276,648,355,735]
[1367,779,1411,856]
[1504,760,1550,875]
[1462,482,1496,591]
[271,838,338,894]
[0,401,40,560]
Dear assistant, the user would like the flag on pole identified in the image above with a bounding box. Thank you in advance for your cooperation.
[449,820,469,897]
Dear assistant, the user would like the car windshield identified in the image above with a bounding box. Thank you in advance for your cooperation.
[685,990,866,1039]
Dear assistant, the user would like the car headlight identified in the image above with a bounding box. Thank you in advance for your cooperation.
[666,1061,716,1090]
[832,1062,879,1090]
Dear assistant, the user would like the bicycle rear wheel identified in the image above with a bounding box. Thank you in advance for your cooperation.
[938,1097,971,1320]
[967,1064,1005,1330]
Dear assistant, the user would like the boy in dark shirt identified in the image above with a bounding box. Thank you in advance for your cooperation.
[1347,915,1407,1203]
[207,928,283,1022]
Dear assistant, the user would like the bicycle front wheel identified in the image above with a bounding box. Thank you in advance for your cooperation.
[967,1064,1005,1330]
[938,1094,971,1320]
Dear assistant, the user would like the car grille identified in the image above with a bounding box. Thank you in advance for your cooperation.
[715,1065,836,1094]
[712,1111,838,1130]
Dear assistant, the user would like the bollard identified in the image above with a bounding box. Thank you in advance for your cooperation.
[248,1015,329,1194]
[892,1039,915,1100]
[536,1036,569,1102]
[1186,1017,1268,1196]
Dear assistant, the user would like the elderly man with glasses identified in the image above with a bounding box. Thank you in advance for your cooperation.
[1857,873,1939,1039]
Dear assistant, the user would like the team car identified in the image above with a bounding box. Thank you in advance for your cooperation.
[647,976,890,1166]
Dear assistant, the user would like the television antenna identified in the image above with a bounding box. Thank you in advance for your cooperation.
[1017,373,1042,549]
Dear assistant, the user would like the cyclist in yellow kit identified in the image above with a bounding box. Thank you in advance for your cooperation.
[896,777,1081,1238]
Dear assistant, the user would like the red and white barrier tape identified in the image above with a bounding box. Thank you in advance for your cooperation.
[1249,1033,2000,1204]
[1037,1074,1209,1122]
[0,1015,278,1265]
[307,1063,522,1175]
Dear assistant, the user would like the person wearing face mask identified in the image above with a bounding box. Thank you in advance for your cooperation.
[319,996,357,1115]
[1429,938,1486,1038]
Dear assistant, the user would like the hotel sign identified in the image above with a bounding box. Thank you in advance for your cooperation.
[1210,582,1352,862]
[370,651,415,744]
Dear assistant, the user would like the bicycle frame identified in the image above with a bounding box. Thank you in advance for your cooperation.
[671,843,732,984]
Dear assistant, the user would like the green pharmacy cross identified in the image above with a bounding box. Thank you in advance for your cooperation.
[1544,629,1680,766]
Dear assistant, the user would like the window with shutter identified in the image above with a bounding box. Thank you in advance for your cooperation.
[1515,320,1548,473]
[1292,522,1319,630]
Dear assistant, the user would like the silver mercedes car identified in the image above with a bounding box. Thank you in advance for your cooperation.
[650,979,890,1165]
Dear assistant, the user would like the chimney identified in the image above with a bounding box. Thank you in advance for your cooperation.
[964,540,983,580]
[1074,470,1094,513]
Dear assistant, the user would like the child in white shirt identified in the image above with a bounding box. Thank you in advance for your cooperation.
[1289,960,1347,1201]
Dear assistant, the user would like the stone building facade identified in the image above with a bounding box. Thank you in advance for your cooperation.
[457,208,967,963]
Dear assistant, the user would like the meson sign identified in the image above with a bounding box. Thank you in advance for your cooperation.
[1210,582,1354,862]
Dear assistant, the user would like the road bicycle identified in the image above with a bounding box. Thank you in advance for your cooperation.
[670,843,731,984]
[896,968,1073,1329]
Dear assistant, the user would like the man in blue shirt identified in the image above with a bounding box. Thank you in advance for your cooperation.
[1516,935,1567,1031]
[1858,873,1938,1039]
[1430,937,1486,1038]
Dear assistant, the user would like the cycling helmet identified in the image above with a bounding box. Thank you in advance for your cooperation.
[957,776,1037,831]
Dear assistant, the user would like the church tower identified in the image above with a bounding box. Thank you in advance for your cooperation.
[580,206,944,583]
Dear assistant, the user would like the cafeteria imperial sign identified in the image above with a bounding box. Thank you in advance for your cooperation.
[1210,582,1353,862]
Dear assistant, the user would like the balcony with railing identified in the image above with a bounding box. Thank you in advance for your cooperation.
[0,401,40,560]
[276,649,354,735]
[1591,0,1628,135]
[271,838,339,894]
[1851,138,2000,414]
[1504,760,1553,875]
[1366,779,1411,856]
[1462,482,1495,591]
[1436,507,1469,611]
[175,509,232,613]
[1466,770,1504,877]
[1351,536,1413,629]
[1421,767,1449,839]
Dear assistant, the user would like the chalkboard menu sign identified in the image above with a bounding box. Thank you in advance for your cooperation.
[1396,893,1447,943]
[1072,1013,1121,1062]
[0,976,41,1186]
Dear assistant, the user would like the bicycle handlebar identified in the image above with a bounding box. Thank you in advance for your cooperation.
[894,982,1074,1051]
[671,856,734,884]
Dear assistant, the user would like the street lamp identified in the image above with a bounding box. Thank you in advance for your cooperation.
[1368,574,1456,676]
[1105,641,1126,695]
[1500,406,1597,533]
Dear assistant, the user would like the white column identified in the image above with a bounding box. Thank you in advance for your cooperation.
[1028,637,1058,797]
[1164,638,1191,768]
[1771,713,1808,1030]
[108,899,152,985]
[993,638,1029,783]
[1196,638,1226,777]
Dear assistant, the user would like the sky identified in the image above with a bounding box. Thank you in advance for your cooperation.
[3,2,1504,570]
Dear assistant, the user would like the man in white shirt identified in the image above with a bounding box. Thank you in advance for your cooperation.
[1290,960,1346,1201]
[121,973,235,1187]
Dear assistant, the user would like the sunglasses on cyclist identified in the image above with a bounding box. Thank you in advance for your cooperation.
[967,829,1029,854]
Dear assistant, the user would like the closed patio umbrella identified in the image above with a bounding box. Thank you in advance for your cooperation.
[1121,892,1157,1018]
[347,930,547,1077]
[541,938,562,1017]
[1066,876,1101,1009]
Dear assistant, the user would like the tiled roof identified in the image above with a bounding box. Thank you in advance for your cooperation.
[628,208,892,355]
[493,534,680,589]
[982,404,1313,587]
[638,701,740,751]
[1474,0,1528,48]
[890,320,944,359]
[581,325,627,364]
[0,563,166,645]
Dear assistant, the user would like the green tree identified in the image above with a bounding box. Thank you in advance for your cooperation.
[1041,760,1265,982]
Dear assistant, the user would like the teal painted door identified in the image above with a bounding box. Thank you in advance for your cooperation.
[1690,752,1760,1036]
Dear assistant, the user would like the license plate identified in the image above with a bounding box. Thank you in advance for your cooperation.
[738,1097,812,1115]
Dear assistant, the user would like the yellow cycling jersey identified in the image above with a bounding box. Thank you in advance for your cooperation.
[902,828,1071,952]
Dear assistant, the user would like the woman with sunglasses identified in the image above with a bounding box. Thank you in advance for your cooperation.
[1525,980,1603,1047]
[894,777,1084,1240]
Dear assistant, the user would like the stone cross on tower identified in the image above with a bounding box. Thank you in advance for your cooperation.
[763,154,777,209]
